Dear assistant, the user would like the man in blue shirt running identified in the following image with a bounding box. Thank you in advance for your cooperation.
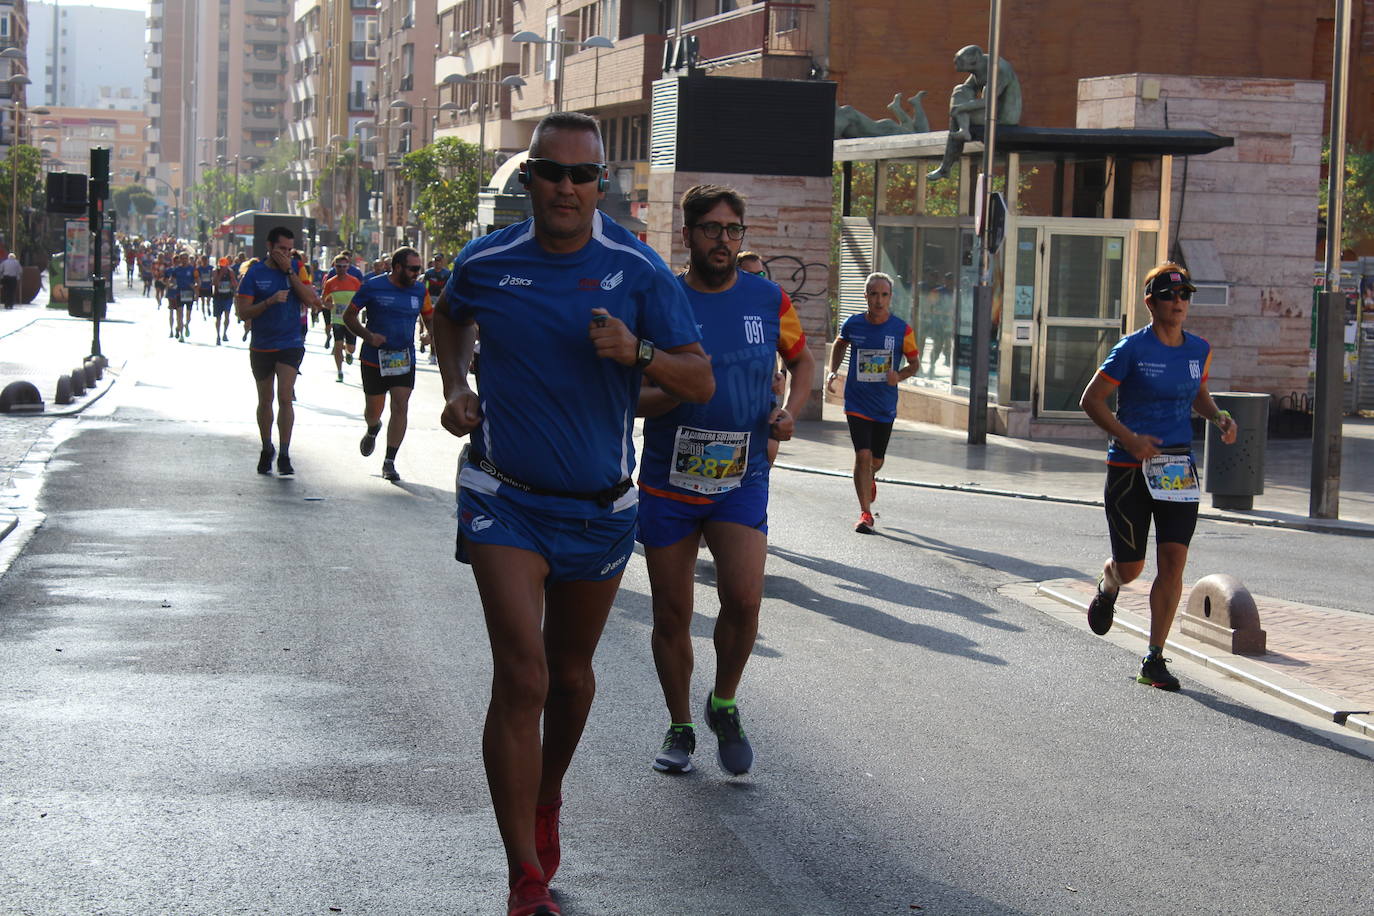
[432,112,713,916]
[825,272,921,533]
[343,246,433,481]
[637,184,813,779]
[235,226,321,476]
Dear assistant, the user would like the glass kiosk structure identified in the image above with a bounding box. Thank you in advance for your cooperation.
[833,126,1232,436]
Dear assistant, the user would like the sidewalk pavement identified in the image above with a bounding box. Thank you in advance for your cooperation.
[2,288,1372,742]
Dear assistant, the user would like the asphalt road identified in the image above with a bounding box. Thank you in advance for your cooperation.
[1,308,1371,915]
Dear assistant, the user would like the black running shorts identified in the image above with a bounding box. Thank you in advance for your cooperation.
[846,414,895,460]
[361,362,415,396]
[1104,463,1199,563]
[250,347,305,382]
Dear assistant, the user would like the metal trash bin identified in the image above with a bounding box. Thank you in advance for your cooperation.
[1203,392,1271,510]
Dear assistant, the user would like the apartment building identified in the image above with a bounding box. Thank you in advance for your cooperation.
[1,0,31,159]
[370,0,438,247]
[30,106,151,185]
[28,2,146,112]
[145,0,290,225]
[286,0,377,230]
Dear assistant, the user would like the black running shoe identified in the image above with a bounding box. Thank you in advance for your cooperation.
[1138,653,1180,691]
[360,428,378,457]
[703,693,753,775]
[276,453,294,477]
[257,444,275,475]
[652,725,696,774]
[1087,577,1117,636]
[381,459,400,481]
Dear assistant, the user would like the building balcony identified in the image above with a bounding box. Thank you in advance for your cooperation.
[244,82,282,103]
[244,0,286,15]
[146,51,162,68]
[246,26,286,45]
[557,33,667,114]
[147,27,162,43]
[145,77,162,93]
[679,1,816,70]
[244,54,285,74]
[243,111,284,130]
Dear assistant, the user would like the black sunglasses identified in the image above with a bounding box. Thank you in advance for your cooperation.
[1154,288,1192,302]
[526,158,604,185]
[402,264,422,273]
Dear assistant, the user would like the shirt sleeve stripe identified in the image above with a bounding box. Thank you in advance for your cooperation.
[1096,368,1122,386]
[902,325,920,361]
[776,290,807,361]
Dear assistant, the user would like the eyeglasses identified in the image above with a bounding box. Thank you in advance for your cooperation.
[1154,288,1193,302]
[402,265,422,273]
[525,158,605,185]
[748,269,767,277]
[691,222,747,240]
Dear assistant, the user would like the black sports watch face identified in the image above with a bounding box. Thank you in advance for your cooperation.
[636,338,655,367]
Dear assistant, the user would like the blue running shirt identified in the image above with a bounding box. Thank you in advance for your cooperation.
[639,273,806,502]
[839,313,919,423]
[351,274,433,368]
[1097,326,1212,466]
[238,258,305,351]
[444,211,700,517]
[169,265,197,300]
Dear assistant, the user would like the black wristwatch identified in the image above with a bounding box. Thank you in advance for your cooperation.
[635,338,655,368]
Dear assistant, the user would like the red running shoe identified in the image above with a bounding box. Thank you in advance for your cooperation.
[855,511,875,534]
[535,795,562,882]
[507,862,559,916]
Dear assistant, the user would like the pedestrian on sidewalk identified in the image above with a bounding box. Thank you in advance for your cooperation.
[1079,262,1238,691]
[825,272,920,533]
[432,111,712,916]
[0,251,22,308]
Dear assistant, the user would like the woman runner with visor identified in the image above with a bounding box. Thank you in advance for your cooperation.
[1079,262,1238,690]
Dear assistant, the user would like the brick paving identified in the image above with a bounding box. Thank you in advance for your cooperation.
[1045,577,1374,712]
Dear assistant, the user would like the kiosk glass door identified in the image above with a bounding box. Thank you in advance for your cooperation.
[1038,232,1126,416]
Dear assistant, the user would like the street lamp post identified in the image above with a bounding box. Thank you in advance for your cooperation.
[511,31,613,113]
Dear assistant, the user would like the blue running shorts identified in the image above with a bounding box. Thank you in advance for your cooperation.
[456,487,636,583]
[635,476,769,549]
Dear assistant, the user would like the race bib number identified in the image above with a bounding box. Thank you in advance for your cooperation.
[330,291,355,323]
[1143,454,1199,503]
[855,348,892,382]
[668,427,749,495]
[378,348,412,376]
[216,281,233,294]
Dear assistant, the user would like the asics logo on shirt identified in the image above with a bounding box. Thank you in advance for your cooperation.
[499,274,533,287]
[600,270,624,291]
[470,515,494,532]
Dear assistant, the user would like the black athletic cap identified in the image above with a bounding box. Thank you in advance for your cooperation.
[1144,268,1197,297]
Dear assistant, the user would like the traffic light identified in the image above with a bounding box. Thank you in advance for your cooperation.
[88,147,110,201]
[46,172,88,214]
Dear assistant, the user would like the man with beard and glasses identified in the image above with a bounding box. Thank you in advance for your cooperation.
[637,185,812,778]
[343,246,433,481]
[431,111,712,916]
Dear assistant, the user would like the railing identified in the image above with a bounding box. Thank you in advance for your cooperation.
[675,1,814,67]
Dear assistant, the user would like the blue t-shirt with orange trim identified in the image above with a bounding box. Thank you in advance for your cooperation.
[839,312,919,423]
[444,211,700,518]
[1097,325,1211,466]
[639,273,807,502]
[351,274,433,367]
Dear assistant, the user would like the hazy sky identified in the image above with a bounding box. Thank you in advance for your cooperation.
[50,0,149,11]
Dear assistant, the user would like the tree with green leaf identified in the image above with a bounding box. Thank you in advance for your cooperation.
[1319,142,1374,253]
[112,185,157,230]
[0,145,46,262]
[400,137,483,257]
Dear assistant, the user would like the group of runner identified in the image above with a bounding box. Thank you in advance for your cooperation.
[230,111,1232,916]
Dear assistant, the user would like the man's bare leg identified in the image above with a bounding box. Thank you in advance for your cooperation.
[701,520,767,701]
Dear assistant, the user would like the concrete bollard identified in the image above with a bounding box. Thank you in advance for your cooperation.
[0,380,45,412]
[1181,574,1266,655]
[68,369,86,396]
[82,361,98,386]
[85,358,103,382]
[54,374,73,405]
